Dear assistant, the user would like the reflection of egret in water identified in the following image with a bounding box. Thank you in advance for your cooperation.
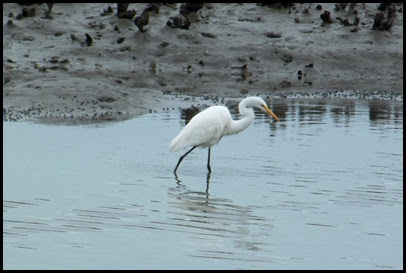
[174,172,211,206]
[168,175,274,261]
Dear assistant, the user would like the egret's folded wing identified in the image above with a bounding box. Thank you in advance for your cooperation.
[169,106,231,152]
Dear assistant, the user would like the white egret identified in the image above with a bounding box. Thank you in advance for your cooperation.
[169,96,279,174]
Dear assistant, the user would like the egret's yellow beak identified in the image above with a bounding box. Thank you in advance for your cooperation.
[262,104,280,122]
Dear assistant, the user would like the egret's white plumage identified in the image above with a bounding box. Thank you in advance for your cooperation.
[169,106,231,152]
[169,96,279,174]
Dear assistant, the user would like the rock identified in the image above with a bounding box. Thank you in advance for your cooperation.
[167,15,191,29]
[117,10,136,20]
[117,3,129,14]
[276,80,292,89]
[297,70,303,80]
[265,32,282,38]
[85,34,93,46]
[134,9,149,32]
[373,4,397,31]
[320,10,332,24]
[201,32,216,38]
[144,3,161,14]
[180,3,204,16]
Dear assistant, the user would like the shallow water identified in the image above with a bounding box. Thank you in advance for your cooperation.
[3,98,403,269]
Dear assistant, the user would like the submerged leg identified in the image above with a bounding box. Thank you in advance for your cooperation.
[204,171,211,204]
[207,147,212,173]
[174,146,196,174]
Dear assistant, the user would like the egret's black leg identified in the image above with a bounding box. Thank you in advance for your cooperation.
[207,148,212,173]
[174,146,196,174]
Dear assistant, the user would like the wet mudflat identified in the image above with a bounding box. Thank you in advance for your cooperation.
[3,98,403,269]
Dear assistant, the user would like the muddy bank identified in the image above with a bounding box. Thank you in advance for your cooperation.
[3,3,403,122]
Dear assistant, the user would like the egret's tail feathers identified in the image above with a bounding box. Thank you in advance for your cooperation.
[169,138,181,152]
[169,133,192,152]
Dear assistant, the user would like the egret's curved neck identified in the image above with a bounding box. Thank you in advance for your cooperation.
[226,106,255,136]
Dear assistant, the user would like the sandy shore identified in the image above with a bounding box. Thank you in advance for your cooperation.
[3,3,403,122]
